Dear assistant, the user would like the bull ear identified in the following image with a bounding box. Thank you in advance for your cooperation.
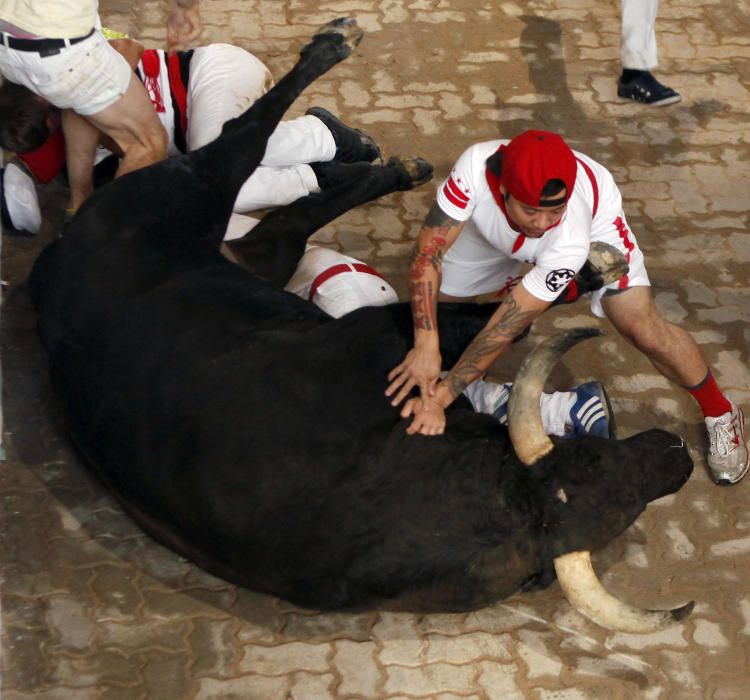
[508,327,603,466]
[554,550,694,633]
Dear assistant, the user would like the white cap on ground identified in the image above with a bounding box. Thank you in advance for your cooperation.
[1,160,41,235]
[285,245,398,318]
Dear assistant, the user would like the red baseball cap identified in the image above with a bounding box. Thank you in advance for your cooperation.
[500,130,577,207]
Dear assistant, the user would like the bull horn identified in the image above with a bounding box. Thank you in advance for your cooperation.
[507,327,603,466]
[507,329,693,632]
[554,550,694,633]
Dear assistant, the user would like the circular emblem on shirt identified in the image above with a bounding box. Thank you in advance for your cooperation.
[545,268,575,292]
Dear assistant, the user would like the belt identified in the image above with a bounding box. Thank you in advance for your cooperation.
[0,28,94,56]
[309,262,385,301]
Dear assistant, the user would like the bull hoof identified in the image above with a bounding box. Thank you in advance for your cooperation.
[388,156,434,189]
[587,242,629,287]
[313,17,363,58]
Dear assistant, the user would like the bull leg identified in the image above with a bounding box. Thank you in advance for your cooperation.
[75,18,363,249]
[183,19,364,242]
[228,157,433,287]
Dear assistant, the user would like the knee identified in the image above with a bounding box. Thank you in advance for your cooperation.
[619,314,678,356]
[144,123,168,159]
[129,122,168,162]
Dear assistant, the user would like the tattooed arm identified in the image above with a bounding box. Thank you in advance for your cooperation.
[400,283,550,436]
[386,203,464,409]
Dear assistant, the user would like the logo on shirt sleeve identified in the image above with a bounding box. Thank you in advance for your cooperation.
[545,268,575,292]
[442,170,471,209]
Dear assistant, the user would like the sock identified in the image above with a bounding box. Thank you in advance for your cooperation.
[685,370,732,419]
[621,69,647,82]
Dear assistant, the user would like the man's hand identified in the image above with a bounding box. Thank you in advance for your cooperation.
[400,396,447,436]
[386,345,442,408]
[167,0,202,52]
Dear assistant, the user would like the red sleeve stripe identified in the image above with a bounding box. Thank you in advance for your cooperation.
[614,216,634,289]
[442,177,469,209]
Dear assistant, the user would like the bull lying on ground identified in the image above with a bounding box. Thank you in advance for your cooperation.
[29,19,694,631]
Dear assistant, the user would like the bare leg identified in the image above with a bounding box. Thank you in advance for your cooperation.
[84,73,168,180]
[61,110,98,212]
[601,286,707,386]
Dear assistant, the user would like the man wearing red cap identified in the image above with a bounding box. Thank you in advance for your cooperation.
[386,130,748,486]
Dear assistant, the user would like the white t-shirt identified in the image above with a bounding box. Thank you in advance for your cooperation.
[436,139,644,304]
[0,0,98,38]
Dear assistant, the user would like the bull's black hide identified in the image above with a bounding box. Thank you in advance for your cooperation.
[29,19,693,612]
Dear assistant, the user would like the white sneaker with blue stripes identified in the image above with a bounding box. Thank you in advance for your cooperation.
[566,381,612,438]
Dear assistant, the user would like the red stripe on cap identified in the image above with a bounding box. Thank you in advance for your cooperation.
[309,262,385,301]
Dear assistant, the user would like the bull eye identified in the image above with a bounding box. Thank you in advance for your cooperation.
[556,488,568,503]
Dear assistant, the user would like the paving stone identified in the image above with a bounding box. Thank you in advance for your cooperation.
[383,662,477,696]
[194,674,290,700]
[239,641,333,675]
[332,639,383,698]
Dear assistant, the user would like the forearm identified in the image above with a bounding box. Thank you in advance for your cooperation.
[409,262,440,348]
[441,289,546,403]
[409,203,463,341]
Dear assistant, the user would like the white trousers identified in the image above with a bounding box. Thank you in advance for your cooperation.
[621,0,659,70]
[186,44,336,224]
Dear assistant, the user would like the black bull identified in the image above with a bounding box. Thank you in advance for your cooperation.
[29,20,693,621]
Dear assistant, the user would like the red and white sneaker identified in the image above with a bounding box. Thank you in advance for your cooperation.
[705,403,749,485]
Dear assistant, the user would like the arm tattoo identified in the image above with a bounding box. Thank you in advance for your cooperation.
[410,280,435,331]
[424,204,461,229]
[443,295,537,398]
[408,205,461,332]
[410,237,444,277]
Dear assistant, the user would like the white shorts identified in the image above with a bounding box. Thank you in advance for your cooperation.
[0,30,132,115]
[441,230,651,318]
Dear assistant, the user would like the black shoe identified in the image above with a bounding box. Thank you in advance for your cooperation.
[306,107,382,164]
[617,70,681,106]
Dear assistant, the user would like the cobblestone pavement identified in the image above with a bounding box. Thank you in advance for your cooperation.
[2,1,749,698]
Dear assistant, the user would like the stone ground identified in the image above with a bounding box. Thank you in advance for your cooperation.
[1,0,750,698]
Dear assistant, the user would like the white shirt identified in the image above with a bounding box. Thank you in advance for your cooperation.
[436,140,628,303]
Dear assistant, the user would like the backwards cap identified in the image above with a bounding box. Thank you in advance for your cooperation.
[500,130,577,207]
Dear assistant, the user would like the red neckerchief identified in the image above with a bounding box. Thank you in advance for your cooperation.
[485,145,564,255]
[140,49,165,113]
[167,52,189,137]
